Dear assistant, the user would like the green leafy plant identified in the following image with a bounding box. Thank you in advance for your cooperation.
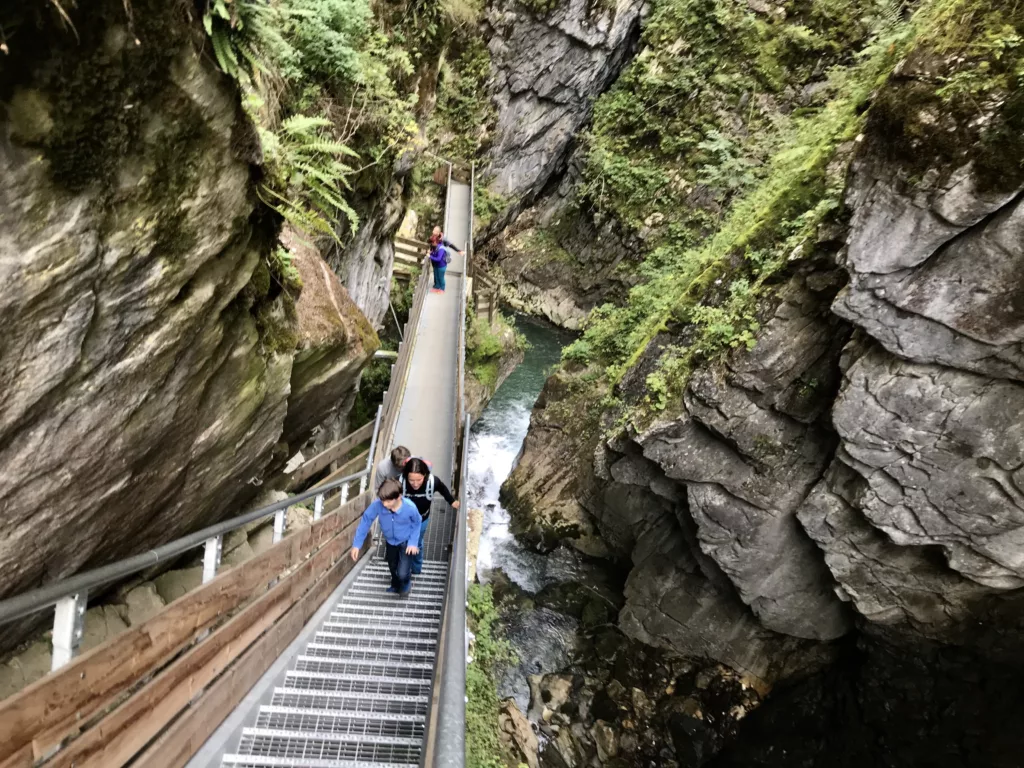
[259,114,360,240]
[466,584,515,768]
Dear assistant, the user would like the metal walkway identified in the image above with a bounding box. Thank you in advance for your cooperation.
[189,179,473,768]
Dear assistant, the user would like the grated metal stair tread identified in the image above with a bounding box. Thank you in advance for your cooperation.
[223,757,416,768]
[270,689,429,716]
[218,550,450,768]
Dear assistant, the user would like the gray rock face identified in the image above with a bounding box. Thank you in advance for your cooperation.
[0,3,375,649]
[827,343,1024,590]
[836,161,1024,381]
[329,160,414,327]
[797,459,995,634]
[634,274,853,641]
[619,525,827,684]
[483,0,645,218]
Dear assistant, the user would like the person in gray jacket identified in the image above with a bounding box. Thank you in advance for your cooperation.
[375,445,411,490]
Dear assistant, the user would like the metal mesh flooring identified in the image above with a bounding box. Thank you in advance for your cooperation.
[220,557,449,767]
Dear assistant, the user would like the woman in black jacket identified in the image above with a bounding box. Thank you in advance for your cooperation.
[401,458,460,575]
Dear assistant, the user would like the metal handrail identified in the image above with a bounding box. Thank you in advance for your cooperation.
[433,414,470,768]
[0,466,371,626]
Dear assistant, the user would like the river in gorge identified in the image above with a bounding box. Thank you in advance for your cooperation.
[464,315,593,710]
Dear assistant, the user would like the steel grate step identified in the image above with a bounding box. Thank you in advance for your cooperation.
[294,657,434,680]
[223,756,415,768]
[311,634,437,654]
[331,604,441,618]
[318,623,439,640]
[270,688,428,717]
[254,706,424,738]
[304,644,436,665]
[234,728,420,764]
[327,612,440,628]
[284,671,431,697]
[341,595,444,608]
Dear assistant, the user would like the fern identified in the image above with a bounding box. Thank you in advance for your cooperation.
[259,113,361,240]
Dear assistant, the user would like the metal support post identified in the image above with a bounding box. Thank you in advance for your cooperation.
[313,493,324,521]
[202,535,223,584]
[341,484,349,504]
[51,592,87,671]
[273,508,287,543]
[390,302,405,342]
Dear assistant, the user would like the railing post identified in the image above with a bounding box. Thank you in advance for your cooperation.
[341,483,350,504]
[273,508,287,543]
[313,493,324,521]
[202,535,223,584]
[51,592,87,671]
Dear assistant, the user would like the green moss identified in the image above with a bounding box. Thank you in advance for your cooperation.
[466,584,515,768]
[431,34,496,161]
[865,0,1024,194]
[473,185,511,233]
[466,309,526,393]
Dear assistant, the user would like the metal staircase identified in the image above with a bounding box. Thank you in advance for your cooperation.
[218,497,457,768]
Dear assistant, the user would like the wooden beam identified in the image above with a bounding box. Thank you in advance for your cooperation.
[313,449,370,491]
[0,493,368,762]
[286,420,374,489]
[396,235,429,249]
[131,546,374,768]
[45,504,363,768]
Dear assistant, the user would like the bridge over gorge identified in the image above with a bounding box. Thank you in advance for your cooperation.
[0,164,478,768]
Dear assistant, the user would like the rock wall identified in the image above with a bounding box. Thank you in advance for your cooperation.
[0,1,377,649]
[480,0,645,230]
[482,173,640,330]
[502,72,1024,697]
[328,155,415,328]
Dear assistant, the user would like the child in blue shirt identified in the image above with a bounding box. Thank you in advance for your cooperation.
[351,478,422,596]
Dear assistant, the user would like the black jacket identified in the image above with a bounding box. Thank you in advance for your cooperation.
[402,475,455,521]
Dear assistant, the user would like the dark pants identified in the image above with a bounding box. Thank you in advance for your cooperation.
[412,516,429,574]
[385,541,414,593]
[432,263,446,290]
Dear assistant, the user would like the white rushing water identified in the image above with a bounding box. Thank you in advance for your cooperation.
[466,316,585,593]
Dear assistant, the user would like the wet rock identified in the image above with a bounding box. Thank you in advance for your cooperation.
[500,699,540,768]
[592,720,618,761]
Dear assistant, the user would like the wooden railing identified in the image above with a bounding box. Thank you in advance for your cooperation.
[0,489,372,768]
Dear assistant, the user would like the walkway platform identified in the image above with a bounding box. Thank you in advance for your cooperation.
[187,180,472,768]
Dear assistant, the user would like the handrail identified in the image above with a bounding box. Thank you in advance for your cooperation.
[433,414,470,768]
[0,466,370,625]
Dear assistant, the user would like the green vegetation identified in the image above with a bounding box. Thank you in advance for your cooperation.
[432,35,497,161]
[560,0,1000,423]
[467,309,527,391]
[466,584,515,768]
[473,185,511,232]
[203,0,418,245]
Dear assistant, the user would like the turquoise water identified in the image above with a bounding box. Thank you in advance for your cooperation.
[466,316,582,592]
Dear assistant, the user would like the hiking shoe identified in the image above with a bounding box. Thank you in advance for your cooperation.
[386,586,398,594]
[430,288,442,294]
[399,588,411,598]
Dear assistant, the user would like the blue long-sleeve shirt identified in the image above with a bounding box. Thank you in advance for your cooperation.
[353,498,422,550]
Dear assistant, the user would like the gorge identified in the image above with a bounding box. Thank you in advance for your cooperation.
[2,0,1024,766]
